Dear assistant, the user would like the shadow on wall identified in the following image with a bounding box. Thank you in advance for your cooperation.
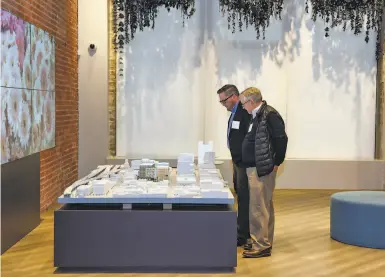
[308,11,377,91]
[115,0,377,159]
[304,2,376,159]
[208,0,303,80]
[121,12,185,123]
[117,0,207,157]
[207,0,376,90]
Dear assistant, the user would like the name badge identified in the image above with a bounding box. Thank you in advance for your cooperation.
[231,121,240,129]
[248,124,252,132]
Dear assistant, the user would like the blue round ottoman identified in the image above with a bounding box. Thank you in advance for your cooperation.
[330,191,385,249]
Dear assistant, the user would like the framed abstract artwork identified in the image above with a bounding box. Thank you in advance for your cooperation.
[1,9,55,164]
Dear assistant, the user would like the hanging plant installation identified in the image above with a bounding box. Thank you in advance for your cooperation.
[112,0,196,77]
[112,0,196,50]
[218,0,284,40]
[305,0,385,60]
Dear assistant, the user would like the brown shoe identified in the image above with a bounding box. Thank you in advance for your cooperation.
[243,238,253,250]
[242,247,272,258]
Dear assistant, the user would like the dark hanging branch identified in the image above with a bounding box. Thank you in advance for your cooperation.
[111,0,384,76]
[218,0,284,40]
[112,0,195,77]
[305,0,385,60]
[112,0,196,51]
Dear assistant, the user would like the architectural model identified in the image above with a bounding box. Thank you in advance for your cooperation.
[62,142,230,200]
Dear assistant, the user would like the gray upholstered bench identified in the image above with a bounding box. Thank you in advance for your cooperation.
[330,191,385,249]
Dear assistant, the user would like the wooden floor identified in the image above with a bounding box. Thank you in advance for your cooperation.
[2,190,385,277]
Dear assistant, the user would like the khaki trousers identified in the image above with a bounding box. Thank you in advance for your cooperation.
[246,167,276,251]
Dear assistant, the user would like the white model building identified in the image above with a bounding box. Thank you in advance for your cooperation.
[145,166,157,180]
[112,186,146,198]
[139,161,156,180]
[77,184,93,197]
[147,186,168,198]
[173,185,200,197]
[91,179,114,195]
[177,153,195,175]
[156,162,170,181]
[201,189,229,198]
[130,160,142,170]
[200,179,224,189]
[197,162,227,199]
[123,172,137,181]
[158,180,169,186]
[203,151,215,164]
[132,159,170,182]
[198,141,214,165]
[176,175,197,186]
[122,179,137,186]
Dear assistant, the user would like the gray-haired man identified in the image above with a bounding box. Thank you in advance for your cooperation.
[239,87,288,258]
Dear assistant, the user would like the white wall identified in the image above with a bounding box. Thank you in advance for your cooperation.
[203,1,288,159]
[116,3,206,159]
[78,0,109,178]
[116,0,377,161]
[284,3,377,160]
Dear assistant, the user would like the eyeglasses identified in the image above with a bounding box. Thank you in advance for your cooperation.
[241,100,250,107]
[219,94,233,105]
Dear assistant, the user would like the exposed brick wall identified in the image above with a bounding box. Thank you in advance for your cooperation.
[381,12,385,158]
[108,0,117,157]
[2,0,79,211]
[376,9,385,159]
[377,9,385,190]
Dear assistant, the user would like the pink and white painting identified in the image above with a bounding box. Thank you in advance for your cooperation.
[1,9,55,164]
[31,90,55,152]
[1,9,31,90]
[31,25,55,91]
[1,88,32,163]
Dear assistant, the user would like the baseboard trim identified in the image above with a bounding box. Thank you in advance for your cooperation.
[276,159,385,190]
[106,157,385,190]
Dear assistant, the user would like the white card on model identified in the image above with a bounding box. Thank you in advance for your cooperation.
[248,124,252,132]
[232,121,240,129]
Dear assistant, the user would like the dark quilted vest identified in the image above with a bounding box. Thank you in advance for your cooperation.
[254,102,276,177]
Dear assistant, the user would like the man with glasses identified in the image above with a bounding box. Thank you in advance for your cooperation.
[240,87,288,258]
[217,84,252,249]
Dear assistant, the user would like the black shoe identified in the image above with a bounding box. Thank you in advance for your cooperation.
[242,247,272,258]
[243,242,252,250]
[238,238,253,250]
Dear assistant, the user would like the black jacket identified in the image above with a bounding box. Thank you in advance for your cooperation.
[241,101,288,176]
[255,101,288,176]
[228,102,252,166]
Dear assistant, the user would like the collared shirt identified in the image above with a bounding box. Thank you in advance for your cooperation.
[227,101,239,148]
[252,102,262,119]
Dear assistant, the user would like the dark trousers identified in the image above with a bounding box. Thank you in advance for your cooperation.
[233,162,250,241]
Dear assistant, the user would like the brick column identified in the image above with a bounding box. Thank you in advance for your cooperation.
[108,0,117,157]
[376,9,385,159]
